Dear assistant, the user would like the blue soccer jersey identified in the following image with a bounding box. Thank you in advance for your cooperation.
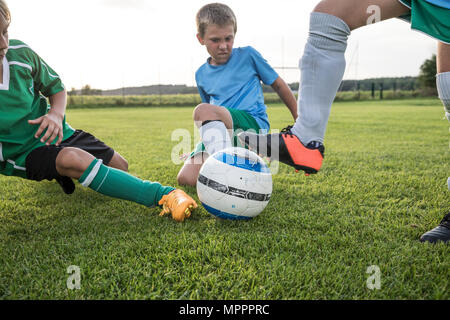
[425,0,450,9]
[195,46,279,131]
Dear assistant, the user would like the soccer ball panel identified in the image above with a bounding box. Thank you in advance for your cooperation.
[197,147,272,220]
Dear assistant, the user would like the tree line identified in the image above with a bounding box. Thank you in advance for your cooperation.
[70,55,437,96]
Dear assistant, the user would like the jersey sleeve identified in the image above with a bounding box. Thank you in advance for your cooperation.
[26,46,65,97]
[248,46,279,86]
[197,85,211,103]
[195,70,211,103]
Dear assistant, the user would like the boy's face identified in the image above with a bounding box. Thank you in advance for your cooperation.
[0,14,9,61]
[197,23,235,66]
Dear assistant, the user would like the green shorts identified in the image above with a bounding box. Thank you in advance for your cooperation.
[398,0,450,44]
[189,107,261,158]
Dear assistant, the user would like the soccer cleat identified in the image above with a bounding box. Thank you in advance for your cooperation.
[56,176,75,195]
[419,212,450,244]
[237,126,325,174]
[158,189,198,222]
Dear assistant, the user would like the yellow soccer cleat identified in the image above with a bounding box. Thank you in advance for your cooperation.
[158,189,198,222]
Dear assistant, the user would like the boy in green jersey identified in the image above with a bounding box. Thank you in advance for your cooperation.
[0,0,197,222]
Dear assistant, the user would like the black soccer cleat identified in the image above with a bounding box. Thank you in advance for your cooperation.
[56,176,76,195]
[237,126,325,174]
[420,212,450,244]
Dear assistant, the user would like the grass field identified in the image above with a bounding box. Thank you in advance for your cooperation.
[0,98,448,300]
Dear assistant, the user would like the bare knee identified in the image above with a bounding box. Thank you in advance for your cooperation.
[193,103,214,123]
[193,103,233,129]
[193,103,227,124]
[56,148,87,170]
[56,147,94,177]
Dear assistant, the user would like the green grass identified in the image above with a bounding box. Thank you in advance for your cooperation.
[0,98,448,299]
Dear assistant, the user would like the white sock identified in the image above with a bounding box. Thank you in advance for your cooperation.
[436,73,450,192]
[291,12,351,145]
[199,120,232,155]
[436,72,450,122]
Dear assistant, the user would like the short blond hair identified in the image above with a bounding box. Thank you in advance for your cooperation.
[0,0,11,23]
[196,3,237,38]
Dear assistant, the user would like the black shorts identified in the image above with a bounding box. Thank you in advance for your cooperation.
[25,129,115,182]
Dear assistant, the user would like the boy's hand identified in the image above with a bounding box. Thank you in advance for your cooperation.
[28,111,64,146]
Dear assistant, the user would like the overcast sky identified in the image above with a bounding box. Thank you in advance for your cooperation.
[7,0,437,90]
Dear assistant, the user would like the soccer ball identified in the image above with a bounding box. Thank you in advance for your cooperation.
[197,147,272,220]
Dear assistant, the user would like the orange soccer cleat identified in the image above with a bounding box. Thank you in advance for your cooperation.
[158,189,198,222]
[238,126,325,174]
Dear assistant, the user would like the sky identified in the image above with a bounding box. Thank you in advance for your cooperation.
[7,0,437,90]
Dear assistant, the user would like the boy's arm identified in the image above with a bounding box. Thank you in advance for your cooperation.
[271,77,298,120]
[28,89,67,146]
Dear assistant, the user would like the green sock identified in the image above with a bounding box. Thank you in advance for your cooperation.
[78,159,175,207]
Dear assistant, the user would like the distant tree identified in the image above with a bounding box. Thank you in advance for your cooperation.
[81,84,102,95]
[418,54,437,90]
[81,84,92,95]
[68,87,78,96]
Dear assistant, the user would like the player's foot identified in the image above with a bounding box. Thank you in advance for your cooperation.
[158,189,198,222]
[419,212,450,244]
[56,176,75,195]
[237,126,325,174]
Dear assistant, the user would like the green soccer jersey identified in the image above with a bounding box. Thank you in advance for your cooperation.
[0,39,75,178]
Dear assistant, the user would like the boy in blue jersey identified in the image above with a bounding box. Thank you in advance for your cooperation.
[177,3,298,186]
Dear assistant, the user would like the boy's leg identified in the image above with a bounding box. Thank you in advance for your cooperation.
[293,0,409,144]
[107,152,129,172]
[55,147,196,221]
[313,0,410,31]
[238,0,409,174]
[193,103,233,156]
[177,153,207,186]
[437,42,450,121]
[179,107,261,186]
[25,145,197,222]
[420,42,450,243]
[54,130,128,194]
[56,152,127,195]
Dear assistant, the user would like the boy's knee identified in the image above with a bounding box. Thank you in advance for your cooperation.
[56,147,94,173]
[56,148,81,168]
[193,103,223,123]
[193,103,209,121]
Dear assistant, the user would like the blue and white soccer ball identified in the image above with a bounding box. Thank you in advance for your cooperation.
[197,147,272,220]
